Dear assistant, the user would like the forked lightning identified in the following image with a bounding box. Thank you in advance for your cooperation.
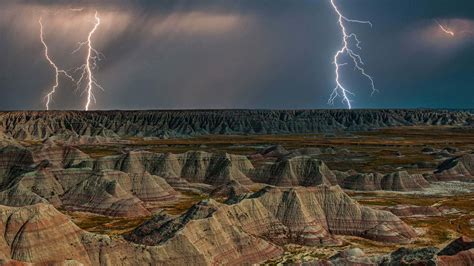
[435,20,455,36]
[73,11,104,111]
[39,18,75,110]
[328,0,376,109]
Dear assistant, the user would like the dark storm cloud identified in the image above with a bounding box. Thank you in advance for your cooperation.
[0,0,473,110]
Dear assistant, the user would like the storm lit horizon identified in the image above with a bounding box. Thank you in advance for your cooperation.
[1,0,473,110]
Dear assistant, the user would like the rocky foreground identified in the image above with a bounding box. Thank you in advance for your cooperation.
[0,190,472,265]
[1,109,472,140]
[0,187,428,265]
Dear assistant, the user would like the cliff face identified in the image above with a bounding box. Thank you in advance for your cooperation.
[1,109,471,140]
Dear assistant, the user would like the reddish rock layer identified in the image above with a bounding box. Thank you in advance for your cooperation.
[128,185,417,248]
[434,154,474,181]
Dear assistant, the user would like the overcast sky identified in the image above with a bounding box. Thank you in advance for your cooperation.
[1,0,473,110]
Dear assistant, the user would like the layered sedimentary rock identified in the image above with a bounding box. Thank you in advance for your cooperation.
[380,237,474,266]
[32,142,93,169]
[0,186,418,265]
[307,247,398,265]
[95,150,433,192]
[95,150,254,187]
[385,205,442,217]
[0,202,283,265]
[0,183,49,207]
[380,247,440,265]
[0,141,182,217]
[10,168,65,206]
[0,130,19,148]
[252,157,429,191]
[340,171,430,191]
[61,170,177,216]
[61,170,152,217]
[438,236,474,265]
[253,156,337,186]
[210,180,252,198]
[340,172,385,191]
[434,154,474,181]
[1,110,471,140]
[299,236,474,265]
[258,145,289,158]
[128,185,417,248]
[0,165,178,217]
[0,146,35,186]
[379,171,430,191]
[439,236,474,256]
[1,144,435,213]
[0,203,92,264]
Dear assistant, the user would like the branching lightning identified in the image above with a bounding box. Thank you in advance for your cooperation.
[328,0,376,109]
[73,11,104,111]
[435,20,455,37]
[39,18,75,110]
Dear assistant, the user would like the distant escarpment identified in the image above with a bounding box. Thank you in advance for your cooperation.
[0,109,472,140]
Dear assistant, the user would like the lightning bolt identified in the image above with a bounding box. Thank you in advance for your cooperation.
[39,18,74,110]
[328,0,376,109]
[73,11,104,111]
[435,20,455,37]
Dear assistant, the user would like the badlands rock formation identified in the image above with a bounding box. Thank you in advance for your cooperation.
[1,109,471,140]
[0,203,93,264]
[258,145,289,158]
[0,202,282,265]
[0,145,179,217]
[128,185,417,247]
[94,150,431,193]
[32,141,93,168]
[0,144,435,216]
[434,154,474,181]
[95,150,254,187]
[209,180,251,198]
[437,236,474,265]
[299,237,474,265]
[253,156,337,186]
[340,171,430,191]
[0,168,178,217]
[380,237,474,266]
[0,129,19,148]
[384,205,442,217]
[0,185,415,265]
[0,146,35,186]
